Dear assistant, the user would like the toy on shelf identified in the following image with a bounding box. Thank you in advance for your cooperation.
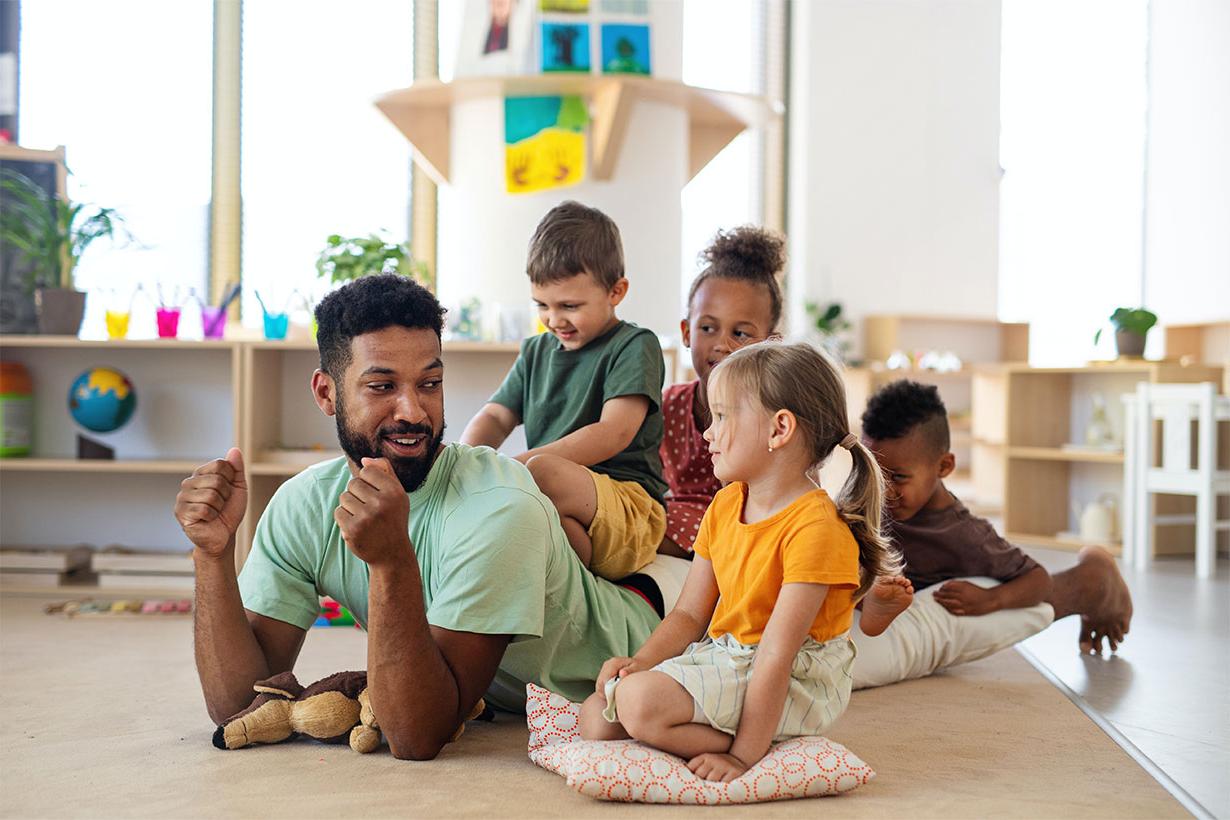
[0,361,34,458]
[68,365,137,459]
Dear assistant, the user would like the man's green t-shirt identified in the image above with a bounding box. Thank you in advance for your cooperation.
[489,321,667,502]
[237,445,660,710]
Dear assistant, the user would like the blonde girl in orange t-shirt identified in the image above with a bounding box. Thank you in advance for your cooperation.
[580,341,902,782]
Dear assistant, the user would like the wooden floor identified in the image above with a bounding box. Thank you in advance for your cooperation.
[1020,547,1229,819]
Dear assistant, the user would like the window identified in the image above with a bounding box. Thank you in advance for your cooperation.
[680,0,768,314]
[18,0,213,337]
[240,3,415,327]
[998,0,1149,365]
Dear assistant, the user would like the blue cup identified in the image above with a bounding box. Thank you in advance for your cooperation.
[262,311,289,340]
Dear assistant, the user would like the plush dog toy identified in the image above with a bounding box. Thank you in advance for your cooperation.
[213,670,488,753]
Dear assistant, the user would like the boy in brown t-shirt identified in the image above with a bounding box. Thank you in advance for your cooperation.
[859,380,1131,653]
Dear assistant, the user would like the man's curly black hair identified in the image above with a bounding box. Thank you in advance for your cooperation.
[861,379,950,455]
[314,274,447,379]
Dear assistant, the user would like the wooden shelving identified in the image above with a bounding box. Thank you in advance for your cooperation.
[1006,446,1125,464]
[977,359,1224,554]
[0,458,207,474]
[374,75,781,185]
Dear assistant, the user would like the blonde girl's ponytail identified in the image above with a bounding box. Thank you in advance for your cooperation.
[835,435,902,599]
[712,340,901,598]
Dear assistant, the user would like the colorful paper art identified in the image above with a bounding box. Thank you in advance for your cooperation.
[505,95,589,193]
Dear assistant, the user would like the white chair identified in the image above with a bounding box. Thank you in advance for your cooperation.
[1121,382,1230,578]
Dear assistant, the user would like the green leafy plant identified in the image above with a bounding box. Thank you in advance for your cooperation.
[1094,307,1158,345]
[0,169,128,292]
[805,301,850,336]
[315,233,427,284]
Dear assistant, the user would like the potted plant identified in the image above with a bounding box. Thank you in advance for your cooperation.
[315,233,428,284]
[0,169,128,335]
[1094,307,1157,358]
[805,300,852,363]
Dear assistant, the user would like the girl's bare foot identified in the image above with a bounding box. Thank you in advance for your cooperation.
[859,575,914,637]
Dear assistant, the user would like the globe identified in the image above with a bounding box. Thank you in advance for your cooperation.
[68,367,137,433]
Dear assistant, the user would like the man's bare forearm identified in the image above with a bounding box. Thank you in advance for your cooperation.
[366,556,464,760]
[193,544,271,723]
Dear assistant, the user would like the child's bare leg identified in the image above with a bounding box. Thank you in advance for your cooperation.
[580,692,631,740]
[858,575,915,637]
[613,671,732,759]
[1048,545,1133,653]
[526,455,598,567]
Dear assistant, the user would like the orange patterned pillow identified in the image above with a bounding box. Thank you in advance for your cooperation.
[525,684,875,805]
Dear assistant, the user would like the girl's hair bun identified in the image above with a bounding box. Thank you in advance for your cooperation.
[700,226,786,280]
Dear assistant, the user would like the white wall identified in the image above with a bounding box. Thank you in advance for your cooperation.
[787,0,1003,352]
[1143,0,1230,325]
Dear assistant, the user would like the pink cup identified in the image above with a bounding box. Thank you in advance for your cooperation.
[156,307,182,338]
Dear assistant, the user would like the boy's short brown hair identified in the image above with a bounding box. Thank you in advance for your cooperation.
[526,200,625,289]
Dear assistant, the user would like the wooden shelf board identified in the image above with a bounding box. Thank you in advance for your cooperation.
[0,335,237,350]
[1007,446,1125,464]
[374,75,781,185]
[1006,531,1123,556]
[250,450,344,476]
[0,458,206,474]
[1,335,524,354]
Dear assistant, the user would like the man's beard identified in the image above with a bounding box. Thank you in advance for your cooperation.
[335,396,445,493]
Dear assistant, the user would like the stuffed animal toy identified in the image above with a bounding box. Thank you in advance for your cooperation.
[213,670,488,753]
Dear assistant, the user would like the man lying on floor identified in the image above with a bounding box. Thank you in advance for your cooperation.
[174,275,668,760]
[850,380,1134,689]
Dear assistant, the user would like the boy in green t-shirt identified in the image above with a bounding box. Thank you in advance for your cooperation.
[461,201,666,581]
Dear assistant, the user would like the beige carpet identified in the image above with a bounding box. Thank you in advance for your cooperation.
[0,591,1183,819]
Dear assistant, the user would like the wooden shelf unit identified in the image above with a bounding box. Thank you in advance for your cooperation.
[374,75,781,185]
[843,316,1030,514]
[0,336,537,564]
[1,335,679,566]
[974,360,1224,553]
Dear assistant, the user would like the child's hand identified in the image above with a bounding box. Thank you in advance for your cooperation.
[934,580,999,616]
[687,752,749,782]
[594,656,646,695]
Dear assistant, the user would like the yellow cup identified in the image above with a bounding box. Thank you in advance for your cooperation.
[105,310,131,339]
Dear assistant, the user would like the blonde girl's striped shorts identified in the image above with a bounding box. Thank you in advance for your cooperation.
[603,632,856,742]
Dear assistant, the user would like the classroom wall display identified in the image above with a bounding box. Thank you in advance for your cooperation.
[504,95,589,193]
[600,0,649,13]
[540,22,591,72]
[600,23,651,75]
[541,0,589,11]
[454,0,537,77]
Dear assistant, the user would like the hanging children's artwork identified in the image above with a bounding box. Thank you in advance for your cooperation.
[504,95,589,194]
[455,0,536,77]
[600,23,651,75]
[600,0,649,13]
[541,22,591,71]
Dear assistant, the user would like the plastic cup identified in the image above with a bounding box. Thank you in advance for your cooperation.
[105,310,130,340]
[201,306,226,339]
[262,311,289,340]
[156,307,182,339]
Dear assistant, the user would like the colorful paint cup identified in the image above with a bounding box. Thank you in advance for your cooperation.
[105,310,131,340]
[262,311,289,340]
[156,307,182,339]
[201,306,227,339]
